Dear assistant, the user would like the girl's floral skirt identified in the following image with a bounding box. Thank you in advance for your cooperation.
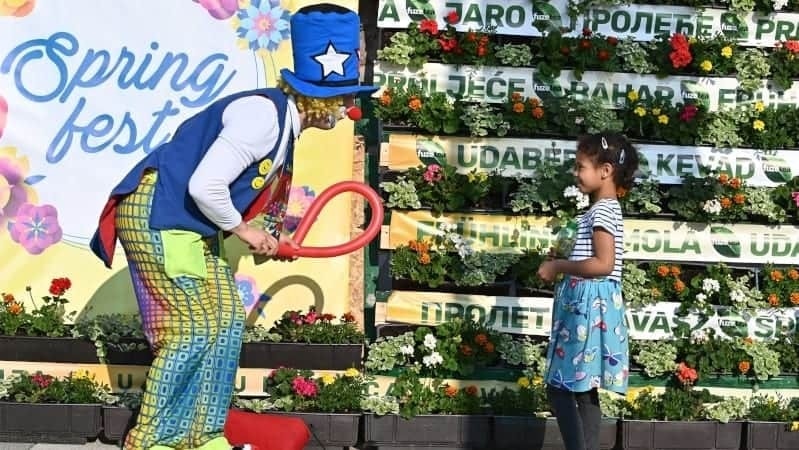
[544,276,629,395]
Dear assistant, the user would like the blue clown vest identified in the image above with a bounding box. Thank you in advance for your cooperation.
[90,88,293,267]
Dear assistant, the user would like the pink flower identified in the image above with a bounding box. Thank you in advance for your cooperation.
[284,186,315,233]
[8,203,62,255]
[0,147,37,230]
[304,310,318,324]
[193,0,238,20]
[423,164,442,184]
[31,373,53,389]
[0,0,35,17]
[792,192,799,207]
[291,376,318,397]
[680,104,698,122]
[0,94,7,139]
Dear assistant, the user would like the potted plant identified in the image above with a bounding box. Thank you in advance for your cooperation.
[618,365,744,450]
[0,278,100,363]
[361,366,491,449]
[745,394,799,449]
[488,372,619,450]
[233,367,369,448]
[389,224,519,293]
[71,313,151,365]
[365,318,505,378]
[240,307,365,370]
[0,370,115,443]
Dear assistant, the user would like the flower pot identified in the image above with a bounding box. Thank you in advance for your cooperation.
[493,416,618,449]
[0,335,153,365]
[239,342,363,370]
[101,406,137,443]
[267,412,360,448]
[362,413,491,449]
[102,339,153,365]
[621,419,743,450]
[0,402,102,444]
[0,336,98,363]
[746,421,799,449]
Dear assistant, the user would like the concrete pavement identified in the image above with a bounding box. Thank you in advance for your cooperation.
[0,443,119,449]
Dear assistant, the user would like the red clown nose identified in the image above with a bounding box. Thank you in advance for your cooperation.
[346,106,363,121]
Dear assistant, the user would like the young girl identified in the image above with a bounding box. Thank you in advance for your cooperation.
[537,132,639,450]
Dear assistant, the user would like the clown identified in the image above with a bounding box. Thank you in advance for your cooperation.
[89,4,377,449]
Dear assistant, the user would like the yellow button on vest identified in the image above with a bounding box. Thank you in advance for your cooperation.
[251,177,265,190]
[258,159,273,175]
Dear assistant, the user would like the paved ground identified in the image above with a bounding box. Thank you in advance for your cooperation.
[0,443,119,449]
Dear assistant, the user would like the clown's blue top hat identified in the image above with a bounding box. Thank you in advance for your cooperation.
[281,4,378,98]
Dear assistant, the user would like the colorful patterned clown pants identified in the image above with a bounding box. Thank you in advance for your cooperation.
[116,172,245,449]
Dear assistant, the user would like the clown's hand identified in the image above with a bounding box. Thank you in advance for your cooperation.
[274,232,300,261]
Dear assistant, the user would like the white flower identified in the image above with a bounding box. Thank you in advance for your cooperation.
[691,329,708,344]
[423,333,437,350]
[695,293,707,303]
[422,351,443,367]
[563,185,582,198]
[564,185,590,209]
[575,194,590,210]
[730,289,746,304]
[702,278,720,294]
[399,344,415,355]
[774,0,788,10]
[702,199,722,215]
[457,242,473,259]
[437,222,456,232]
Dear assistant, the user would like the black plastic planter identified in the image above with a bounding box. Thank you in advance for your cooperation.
[746,421,799,449]
[0,402,102,444]
[0,336,98,363]
[0,336,153,365]
[362,413,491,449]
[267,412,360,449]
[101,406,137,443]
[622,420,743,450]
[493,416,618,450]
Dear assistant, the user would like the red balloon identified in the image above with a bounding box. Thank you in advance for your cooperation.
[276,181,384,258]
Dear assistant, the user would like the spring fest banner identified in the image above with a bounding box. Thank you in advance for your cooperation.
[0,0,358,321]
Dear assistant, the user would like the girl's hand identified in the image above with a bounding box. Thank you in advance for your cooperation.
[537,260,560,282]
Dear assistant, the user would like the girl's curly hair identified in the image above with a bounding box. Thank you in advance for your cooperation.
[576,132,640,190]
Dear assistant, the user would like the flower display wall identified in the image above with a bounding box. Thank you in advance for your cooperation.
[372,0,799,406]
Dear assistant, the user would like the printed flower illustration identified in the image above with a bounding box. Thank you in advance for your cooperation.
[0,0,35,17]
[0,147,38,231]
[0,94,7,139]
[8,203,62,255]
[284,186,315,233]
[193,0,238,20]
[233,0,291,53]
[235,273,260,312]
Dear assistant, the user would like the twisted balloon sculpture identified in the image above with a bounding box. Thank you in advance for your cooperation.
[276,181,383,258]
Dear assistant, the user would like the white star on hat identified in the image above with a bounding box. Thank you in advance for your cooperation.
[313,43,350,78]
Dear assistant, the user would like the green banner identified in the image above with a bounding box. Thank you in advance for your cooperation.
[378,0,799,48]
[386,290,799,340]
[388,210,799,265]
[383,134,796,186]
[374,62,798,111]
